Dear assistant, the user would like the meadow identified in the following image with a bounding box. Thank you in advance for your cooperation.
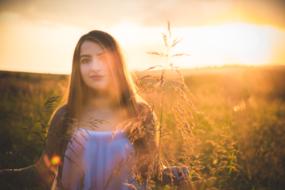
[0,65,284,189]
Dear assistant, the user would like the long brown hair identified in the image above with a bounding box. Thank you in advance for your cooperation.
[66,30,142,119]
[52,30,158,187]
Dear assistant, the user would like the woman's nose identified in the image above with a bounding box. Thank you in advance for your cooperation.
[90,59,102,72]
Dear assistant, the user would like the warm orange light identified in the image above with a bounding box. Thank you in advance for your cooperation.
[176,22,280,68]
[1,12,284,73]
[51,155,61,166]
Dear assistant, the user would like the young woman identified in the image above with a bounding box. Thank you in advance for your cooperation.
[34,30,160,189]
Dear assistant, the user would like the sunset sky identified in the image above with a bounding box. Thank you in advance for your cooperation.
[0,0,285,74]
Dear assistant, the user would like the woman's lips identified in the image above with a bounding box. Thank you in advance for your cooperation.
[90,75,104,80]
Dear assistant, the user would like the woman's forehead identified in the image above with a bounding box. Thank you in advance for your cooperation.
[80,40,105,55]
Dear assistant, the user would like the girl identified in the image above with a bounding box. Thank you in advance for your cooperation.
[34,30,160,189]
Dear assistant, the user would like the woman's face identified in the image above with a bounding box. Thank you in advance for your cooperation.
[79,40,114,94]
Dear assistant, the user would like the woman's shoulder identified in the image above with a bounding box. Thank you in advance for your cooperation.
[44,104,69,157]
[136,100,154,115]
[49,104,68,124]
[46,104,69,135]
[136,101,157,124]
[53,104,68,117]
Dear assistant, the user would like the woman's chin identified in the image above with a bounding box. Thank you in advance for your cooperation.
[90,86,110,95]
[85,83,107,91]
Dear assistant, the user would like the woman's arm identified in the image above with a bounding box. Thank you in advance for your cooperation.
[126,102,161,186]
[34,104,68,189]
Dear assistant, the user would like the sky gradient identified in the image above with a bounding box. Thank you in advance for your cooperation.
[0,0,285,73]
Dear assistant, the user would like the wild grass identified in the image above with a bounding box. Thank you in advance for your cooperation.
[1,64,285,189]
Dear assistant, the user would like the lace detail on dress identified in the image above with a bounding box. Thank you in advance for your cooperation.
[60,128,134,190]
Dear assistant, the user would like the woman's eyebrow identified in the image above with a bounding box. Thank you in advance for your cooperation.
[79,54,91,58]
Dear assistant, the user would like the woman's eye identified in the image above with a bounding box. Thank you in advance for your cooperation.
[80,58,90,64]
[96,52,104,56]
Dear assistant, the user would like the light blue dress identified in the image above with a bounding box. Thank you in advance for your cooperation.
[60,128,135,190]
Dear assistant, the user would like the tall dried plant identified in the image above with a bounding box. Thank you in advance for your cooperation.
[136,21,197,178]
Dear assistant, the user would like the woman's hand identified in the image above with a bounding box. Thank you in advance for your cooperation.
[34,153,60,188]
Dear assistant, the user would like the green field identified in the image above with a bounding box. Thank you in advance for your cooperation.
[0,65,285,190]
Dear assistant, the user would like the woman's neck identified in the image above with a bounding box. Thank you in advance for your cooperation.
[85,92,120,111]
[80,95,129,131]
